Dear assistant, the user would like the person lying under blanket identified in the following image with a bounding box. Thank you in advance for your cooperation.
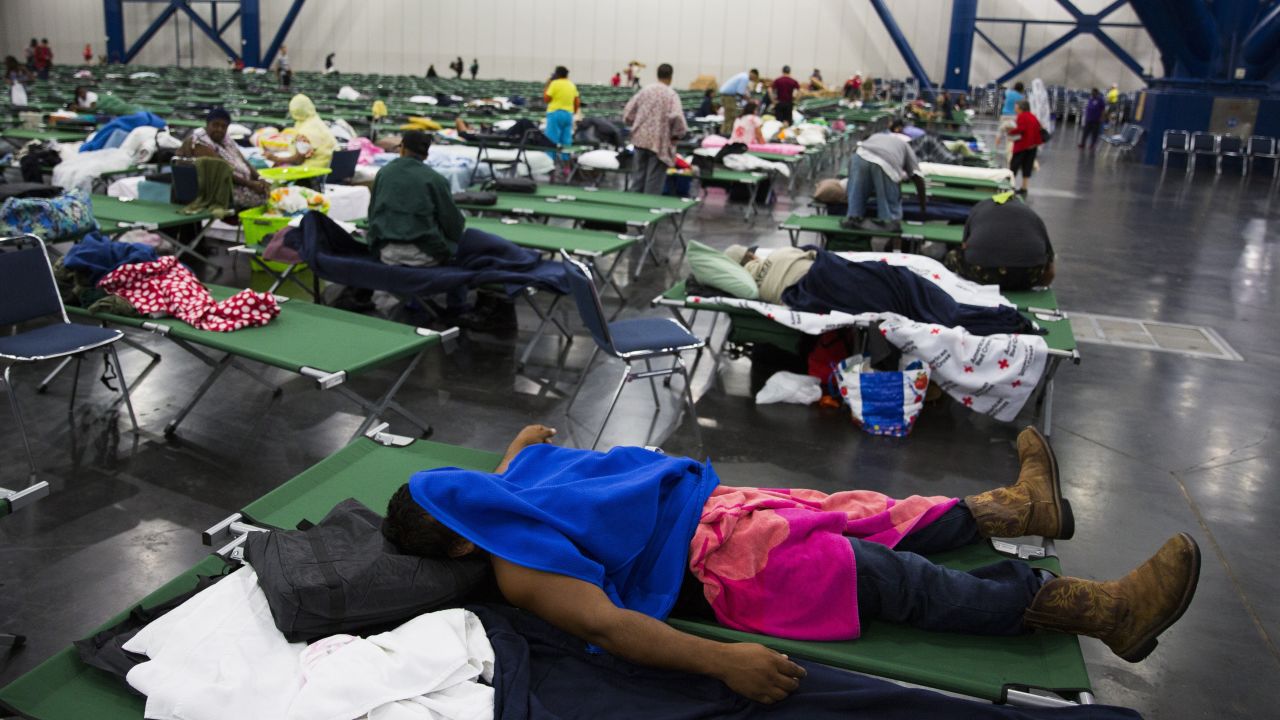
[724,244,1035,336]
[383,424,1200,705]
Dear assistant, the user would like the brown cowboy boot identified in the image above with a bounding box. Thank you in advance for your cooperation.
[964,426,1074,539]
[1023,533,1201,662]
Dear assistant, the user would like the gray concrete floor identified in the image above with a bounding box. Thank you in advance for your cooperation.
[2,128,1279,719]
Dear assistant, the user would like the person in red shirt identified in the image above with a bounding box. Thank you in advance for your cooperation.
[1007,100,1043,195]
[771,66,801,126]
[33,39,53,80]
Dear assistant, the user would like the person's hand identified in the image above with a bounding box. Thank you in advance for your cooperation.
[514,424,557,448]
[712,643,806,704]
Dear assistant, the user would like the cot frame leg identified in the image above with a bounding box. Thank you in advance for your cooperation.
[334,348,430,440]
[629,225,664,280]
[517,292,572,370]
[164,354,235,436]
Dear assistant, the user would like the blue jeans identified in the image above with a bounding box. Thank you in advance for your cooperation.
[851,503,1043,635]
[545,110,574,162]
[846,154,902,222]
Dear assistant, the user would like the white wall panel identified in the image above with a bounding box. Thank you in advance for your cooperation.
[0,0,1160,91]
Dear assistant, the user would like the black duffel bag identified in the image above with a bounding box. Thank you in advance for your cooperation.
[453,190,498,206]
[244,498,489,642]
[487,176,537,193]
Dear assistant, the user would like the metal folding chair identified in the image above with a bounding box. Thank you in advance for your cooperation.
[0,234,139,484]
[560,250,703,450]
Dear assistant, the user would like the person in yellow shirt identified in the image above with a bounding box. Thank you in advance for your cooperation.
[543,66,580,162]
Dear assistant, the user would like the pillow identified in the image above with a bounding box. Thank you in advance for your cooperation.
[813,178,847,204]
[687,240,759,299]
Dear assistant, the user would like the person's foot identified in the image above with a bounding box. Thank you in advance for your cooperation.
[840,216,866,231]
[1023,533,1201,662]
[1016,188,1028,196]
[965,426,1074,539]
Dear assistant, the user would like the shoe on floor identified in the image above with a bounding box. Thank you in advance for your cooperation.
[840,216,865,230]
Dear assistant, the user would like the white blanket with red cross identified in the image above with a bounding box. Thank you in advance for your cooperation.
[687,296,1047,422]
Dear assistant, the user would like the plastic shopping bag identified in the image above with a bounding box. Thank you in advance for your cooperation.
[834,354,930,437]
[755,371,822,405]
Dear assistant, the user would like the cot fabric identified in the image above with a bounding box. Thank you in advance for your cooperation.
[692,486,955,641]
[623,82,688,166]
[409,444,719,621]
[544,78,578,114]
[288,94,337,169]
[98,257,280,332]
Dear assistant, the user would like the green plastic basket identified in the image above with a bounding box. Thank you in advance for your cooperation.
[238,206,299,273]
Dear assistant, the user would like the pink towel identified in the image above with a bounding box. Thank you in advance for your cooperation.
[689,486,957,641]
[700,135,805,155]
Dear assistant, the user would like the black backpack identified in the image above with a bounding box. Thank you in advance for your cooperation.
[243,498,490,642]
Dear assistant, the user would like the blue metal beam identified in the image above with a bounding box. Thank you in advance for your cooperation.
[981,0,1150,84]
[218,7,240,36]
[262,0,306,69]
[1091,29,1146,77]
[124,0,182,63]
[240,0,260,67]
[997,27,1082,84]
[975,26,1017,69]
[868,0,934,90]
[944,0,978,92]
[104,0,126,63]
[175,2,240,60]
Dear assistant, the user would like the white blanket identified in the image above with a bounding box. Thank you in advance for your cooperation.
[123,567,496,720]
[694,252,1046,421]
[723,152,791,177]
[919,162,1013,185]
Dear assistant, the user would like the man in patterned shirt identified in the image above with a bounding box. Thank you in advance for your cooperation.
[622,63,689,195]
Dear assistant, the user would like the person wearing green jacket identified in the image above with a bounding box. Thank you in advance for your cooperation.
[366,130,464,267]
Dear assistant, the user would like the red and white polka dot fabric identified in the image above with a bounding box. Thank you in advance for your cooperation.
[98,256,281,332]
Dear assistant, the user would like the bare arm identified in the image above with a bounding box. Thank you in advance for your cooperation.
[494,424,557,473]
[492,558,806,703]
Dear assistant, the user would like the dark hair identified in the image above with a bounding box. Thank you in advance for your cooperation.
[402,129,433,157]
[41,38,48,44]
[206,106,232,124]
[782,65,791,74]
[657,63,673,80]
[1017,100,1031,112]
[382,484,468,558]
[554,66,569,79]
[889,119,905,133]
[1013,82,1024,92]
[749,68,759,76]
[1091,87,1100,96]
[743,101,758,114]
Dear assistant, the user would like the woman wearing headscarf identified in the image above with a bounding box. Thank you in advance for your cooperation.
[275,94,337,169]
[178,107,270,210]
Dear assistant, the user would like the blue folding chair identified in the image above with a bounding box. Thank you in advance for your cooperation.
[0,234,139,483]
[559,250,703,450]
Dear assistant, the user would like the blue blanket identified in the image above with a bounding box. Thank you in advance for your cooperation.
[409,445,719,620]
[782,249,1036,336]
[63,232,157,283]
[78,112,167,153]
[291,211,569,297]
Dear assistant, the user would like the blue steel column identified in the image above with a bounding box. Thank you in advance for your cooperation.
[240,0,261,67]
[103,0,126,63]
[868,0,935,90]
[944,0,978,92]
[262,0,307,69]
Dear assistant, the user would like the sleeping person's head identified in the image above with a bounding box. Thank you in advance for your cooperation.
[382,483,477,559]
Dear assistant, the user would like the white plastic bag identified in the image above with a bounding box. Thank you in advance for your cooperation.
[755,371,822,405]
[9,82,28,107]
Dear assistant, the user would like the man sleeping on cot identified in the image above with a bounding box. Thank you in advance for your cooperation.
[382,425,1200,705]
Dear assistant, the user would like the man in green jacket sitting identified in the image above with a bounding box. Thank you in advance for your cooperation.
[367,130,464,267]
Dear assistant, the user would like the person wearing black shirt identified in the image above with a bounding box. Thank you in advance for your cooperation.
[946,197,1055,291]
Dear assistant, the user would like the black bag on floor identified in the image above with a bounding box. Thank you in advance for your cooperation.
[453,190,498,206]
[487,176,537,193]
[0,182,62,201]
[244,498,490,643]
